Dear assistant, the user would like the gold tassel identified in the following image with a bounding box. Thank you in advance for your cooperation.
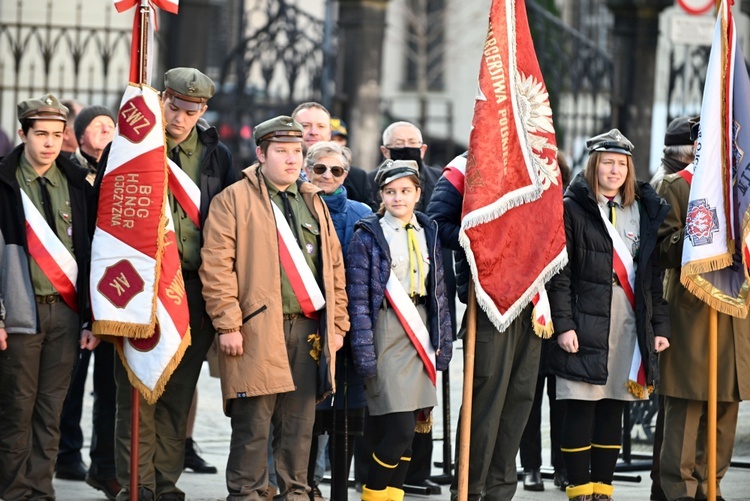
[415,410,433,433]
[307,333,322,363]
[532,314,554,339]
[626,380,653,400]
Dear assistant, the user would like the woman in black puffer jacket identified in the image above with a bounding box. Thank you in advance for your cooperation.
[547,129,671,501]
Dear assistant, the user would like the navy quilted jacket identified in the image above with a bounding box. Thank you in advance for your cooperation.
[346,212,453,378]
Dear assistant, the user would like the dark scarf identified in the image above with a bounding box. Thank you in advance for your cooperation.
[662,155,689,175]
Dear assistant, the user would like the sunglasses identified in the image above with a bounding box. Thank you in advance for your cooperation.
[312,164,347,177]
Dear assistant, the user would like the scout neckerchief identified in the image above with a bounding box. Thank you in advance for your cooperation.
[271,202,325,317]
[598,201,649,399]
[20,190,78,311]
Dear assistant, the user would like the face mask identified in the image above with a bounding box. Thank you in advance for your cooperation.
[387,147,423,170]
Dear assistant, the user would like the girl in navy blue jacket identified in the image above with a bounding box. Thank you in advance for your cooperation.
[346,159,452,501]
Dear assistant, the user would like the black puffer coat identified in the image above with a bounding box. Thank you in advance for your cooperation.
[547,172,671,387]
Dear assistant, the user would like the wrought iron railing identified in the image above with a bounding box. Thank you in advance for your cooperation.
[0,0,136,141]
[209,0,329,166]
[527,0,614,174]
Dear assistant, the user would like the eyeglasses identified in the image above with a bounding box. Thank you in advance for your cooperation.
[312,164,347,177]
[385,141,422,149]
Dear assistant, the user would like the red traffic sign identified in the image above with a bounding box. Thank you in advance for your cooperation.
[677,0,715,15]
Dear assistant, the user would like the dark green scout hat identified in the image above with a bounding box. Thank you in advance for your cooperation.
[374,159,419,187]
[163,67,215,111]
[586,128,634,157]
[253,115,304,144]
[17,93,69,122]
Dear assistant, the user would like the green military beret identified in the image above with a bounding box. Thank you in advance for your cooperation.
[253,115,304,144]
[586,128,634,157]
[163,67,215,111]
[374,159,419,187]
[17,93,69,122]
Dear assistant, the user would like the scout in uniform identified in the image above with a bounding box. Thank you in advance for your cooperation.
[199,116,349,501]
[109,67,236,501]
[346,160,453,501]
[0,94,96,500]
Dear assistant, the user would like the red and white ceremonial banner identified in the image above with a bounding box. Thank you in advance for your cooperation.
[680,0,750,318]
[459,0,567,336]
[91,84,190,403]
[272,203,326,317]
[113,0,179,84]
[599,207,649,398]
[384,273,437,386]
[20,191,78,312]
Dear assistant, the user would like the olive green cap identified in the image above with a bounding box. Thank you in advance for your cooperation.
[374,159,419,187]
[163,67,215,111]
[17,93,69,122]
[253,115,304,144]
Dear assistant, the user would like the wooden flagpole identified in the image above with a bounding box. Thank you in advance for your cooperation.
[458,282,478,501]
[704,4,726,498]
[707,307,717,501]
[130,1,151,499]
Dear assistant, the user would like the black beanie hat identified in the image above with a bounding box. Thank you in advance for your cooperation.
[74,105,115,144]
[664,116,693,146]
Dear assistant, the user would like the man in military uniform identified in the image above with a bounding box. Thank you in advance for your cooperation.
[200,115,349,501]
[0,94,96,500]
[110,67,236,501]
[656,120,750,501]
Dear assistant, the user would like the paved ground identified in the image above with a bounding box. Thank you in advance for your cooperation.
[54,340,750,500]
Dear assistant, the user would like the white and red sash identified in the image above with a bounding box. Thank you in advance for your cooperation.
[167,158,201,228]
[384,273,437,386]
[272,202,325,317]
[598,205,648,398]
[677,163,694,185]
[20,190,78,312]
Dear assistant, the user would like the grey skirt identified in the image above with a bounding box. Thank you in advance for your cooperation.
[365,304,438,416]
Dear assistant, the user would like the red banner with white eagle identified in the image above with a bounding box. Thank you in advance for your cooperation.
[459,0,567,336]
[90,84,190,403]
[680,0,750,318]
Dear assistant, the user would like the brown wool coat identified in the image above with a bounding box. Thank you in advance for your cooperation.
[199,164,349,413]
[656,173,750,401]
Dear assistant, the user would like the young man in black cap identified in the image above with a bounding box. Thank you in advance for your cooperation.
[109,67,236,501]
[0,93,97,500]
[200,115,348,501]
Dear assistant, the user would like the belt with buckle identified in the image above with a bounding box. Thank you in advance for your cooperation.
[35,294,62,304]
[612,273,620,286]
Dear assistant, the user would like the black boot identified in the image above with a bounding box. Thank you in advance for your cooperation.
[184,438,217,474]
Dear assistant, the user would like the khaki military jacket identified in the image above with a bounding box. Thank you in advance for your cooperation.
[200,164,349,413]
[656,172,750,401]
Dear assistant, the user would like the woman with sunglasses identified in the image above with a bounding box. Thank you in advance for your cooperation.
[303,141,372,499]
[346,159,452,501]
[304,141,372,257]
[547,129,671,501]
